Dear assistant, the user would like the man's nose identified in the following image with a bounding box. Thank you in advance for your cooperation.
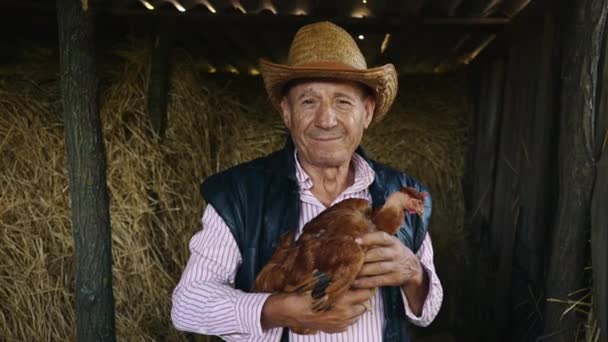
[314,101,338,129]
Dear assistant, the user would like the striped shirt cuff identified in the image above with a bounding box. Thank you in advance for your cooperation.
[401,263,443,327]
[234,292,273,337]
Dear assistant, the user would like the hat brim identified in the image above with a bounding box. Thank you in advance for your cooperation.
[259,59,398,125]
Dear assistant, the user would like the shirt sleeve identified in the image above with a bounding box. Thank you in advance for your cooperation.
[171,205,283,341]
[401,232,443,327]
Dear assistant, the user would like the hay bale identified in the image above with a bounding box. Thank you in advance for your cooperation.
[0,40,467,340]
[0,55,75,340]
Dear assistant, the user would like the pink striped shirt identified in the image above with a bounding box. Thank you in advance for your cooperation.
[172,152,443,341]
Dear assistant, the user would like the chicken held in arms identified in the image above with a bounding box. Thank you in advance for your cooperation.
[253,186,428,334]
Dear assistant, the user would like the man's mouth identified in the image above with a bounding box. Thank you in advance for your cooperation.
[311,136,342,141]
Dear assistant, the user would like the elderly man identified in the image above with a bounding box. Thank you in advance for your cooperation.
[171,21,442,341]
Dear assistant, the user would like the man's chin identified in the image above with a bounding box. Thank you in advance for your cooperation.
[308,153,351,168]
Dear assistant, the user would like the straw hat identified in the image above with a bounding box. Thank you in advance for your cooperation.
[259,21,398,124]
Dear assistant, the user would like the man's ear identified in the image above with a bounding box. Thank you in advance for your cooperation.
[280,97,292,129]
[363,96,376,129]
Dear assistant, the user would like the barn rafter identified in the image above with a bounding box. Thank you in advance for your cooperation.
[0,0,531,74]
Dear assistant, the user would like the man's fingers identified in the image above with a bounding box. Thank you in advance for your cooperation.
[355,231,394,247]
[342,288,376,304]
[363,246,393,262]
[352,275,387,289]
[358,261,393,277]
[353,303,367,317]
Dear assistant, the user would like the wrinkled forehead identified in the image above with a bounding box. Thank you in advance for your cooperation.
[282,78,373,100]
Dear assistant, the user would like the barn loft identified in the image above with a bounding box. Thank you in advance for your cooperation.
[0,0,606,342]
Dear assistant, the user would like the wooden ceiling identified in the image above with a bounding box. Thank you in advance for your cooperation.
[0,0,535,74]
[92,0,530,19]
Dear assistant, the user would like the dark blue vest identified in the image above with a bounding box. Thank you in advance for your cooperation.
[200,138,432,341]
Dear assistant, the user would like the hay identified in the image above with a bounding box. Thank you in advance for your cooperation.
[0,40,467,340]
[546,273,601,342]
[365,74,468,254]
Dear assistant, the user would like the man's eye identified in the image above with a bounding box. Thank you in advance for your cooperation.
[301,99,316,105]
[337,100,353,107]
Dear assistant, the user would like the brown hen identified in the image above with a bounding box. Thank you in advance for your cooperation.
[253,187,427,334]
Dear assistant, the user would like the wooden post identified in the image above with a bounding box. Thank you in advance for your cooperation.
[147,22,174,140]
[542,0,607,340]
[56,0,116,341]
[590,12,608,339]
[591,149,608,342]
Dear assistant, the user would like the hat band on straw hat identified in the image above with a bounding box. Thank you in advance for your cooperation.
[291,61,362,71]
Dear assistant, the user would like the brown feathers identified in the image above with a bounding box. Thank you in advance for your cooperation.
[253,187,426,334]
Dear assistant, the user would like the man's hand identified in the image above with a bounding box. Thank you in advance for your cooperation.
[352,231,428,315]
[261,288,375,334]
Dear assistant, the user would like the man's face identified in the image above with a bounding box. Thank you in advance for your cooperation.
[280,80,376,168]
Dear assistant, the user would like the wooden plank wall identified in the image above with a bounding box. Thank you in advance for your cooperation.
[542,0,606,340]
[468,0,608,340]
[463,46,505,342]
[466,5,561,341]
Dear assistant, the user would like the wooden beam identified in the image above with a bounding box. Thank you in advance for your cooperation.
[438,31,474,69]
[95,11,507,31]
[591,150,608,342]
[429,0,467,16]
[459,0,502,16]
[56,0,116,341]
[310,0,337,16]
[222,26,270,71]
[400,0,428,14]
[174,28,221,72]
[423,17,509,25]
[147,21,175,140]
[258,28,292,64]
[542,0,607,340]
[198,28,250,74]
[496,0,532,17]
[222,26,260,61]
[590,6,608,339]
[0,1,510,33]
[410,29,464,72]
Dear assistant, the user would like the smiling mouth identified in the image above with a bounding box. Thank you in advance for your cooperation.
[311,136,342,141]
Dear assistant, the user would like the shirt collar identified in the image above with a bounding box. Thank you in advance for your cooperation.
[293,149,376,192]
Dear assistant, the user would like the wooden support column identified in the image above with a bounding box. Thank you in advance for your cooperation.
[591,146,608,342]
[542,0,607,340]
[590,13,608,340]
[147,22,175,140]
[56,0,116,341]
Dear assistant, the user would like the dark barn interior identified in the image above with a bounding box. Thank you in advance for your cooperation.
[0,0,606,341]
